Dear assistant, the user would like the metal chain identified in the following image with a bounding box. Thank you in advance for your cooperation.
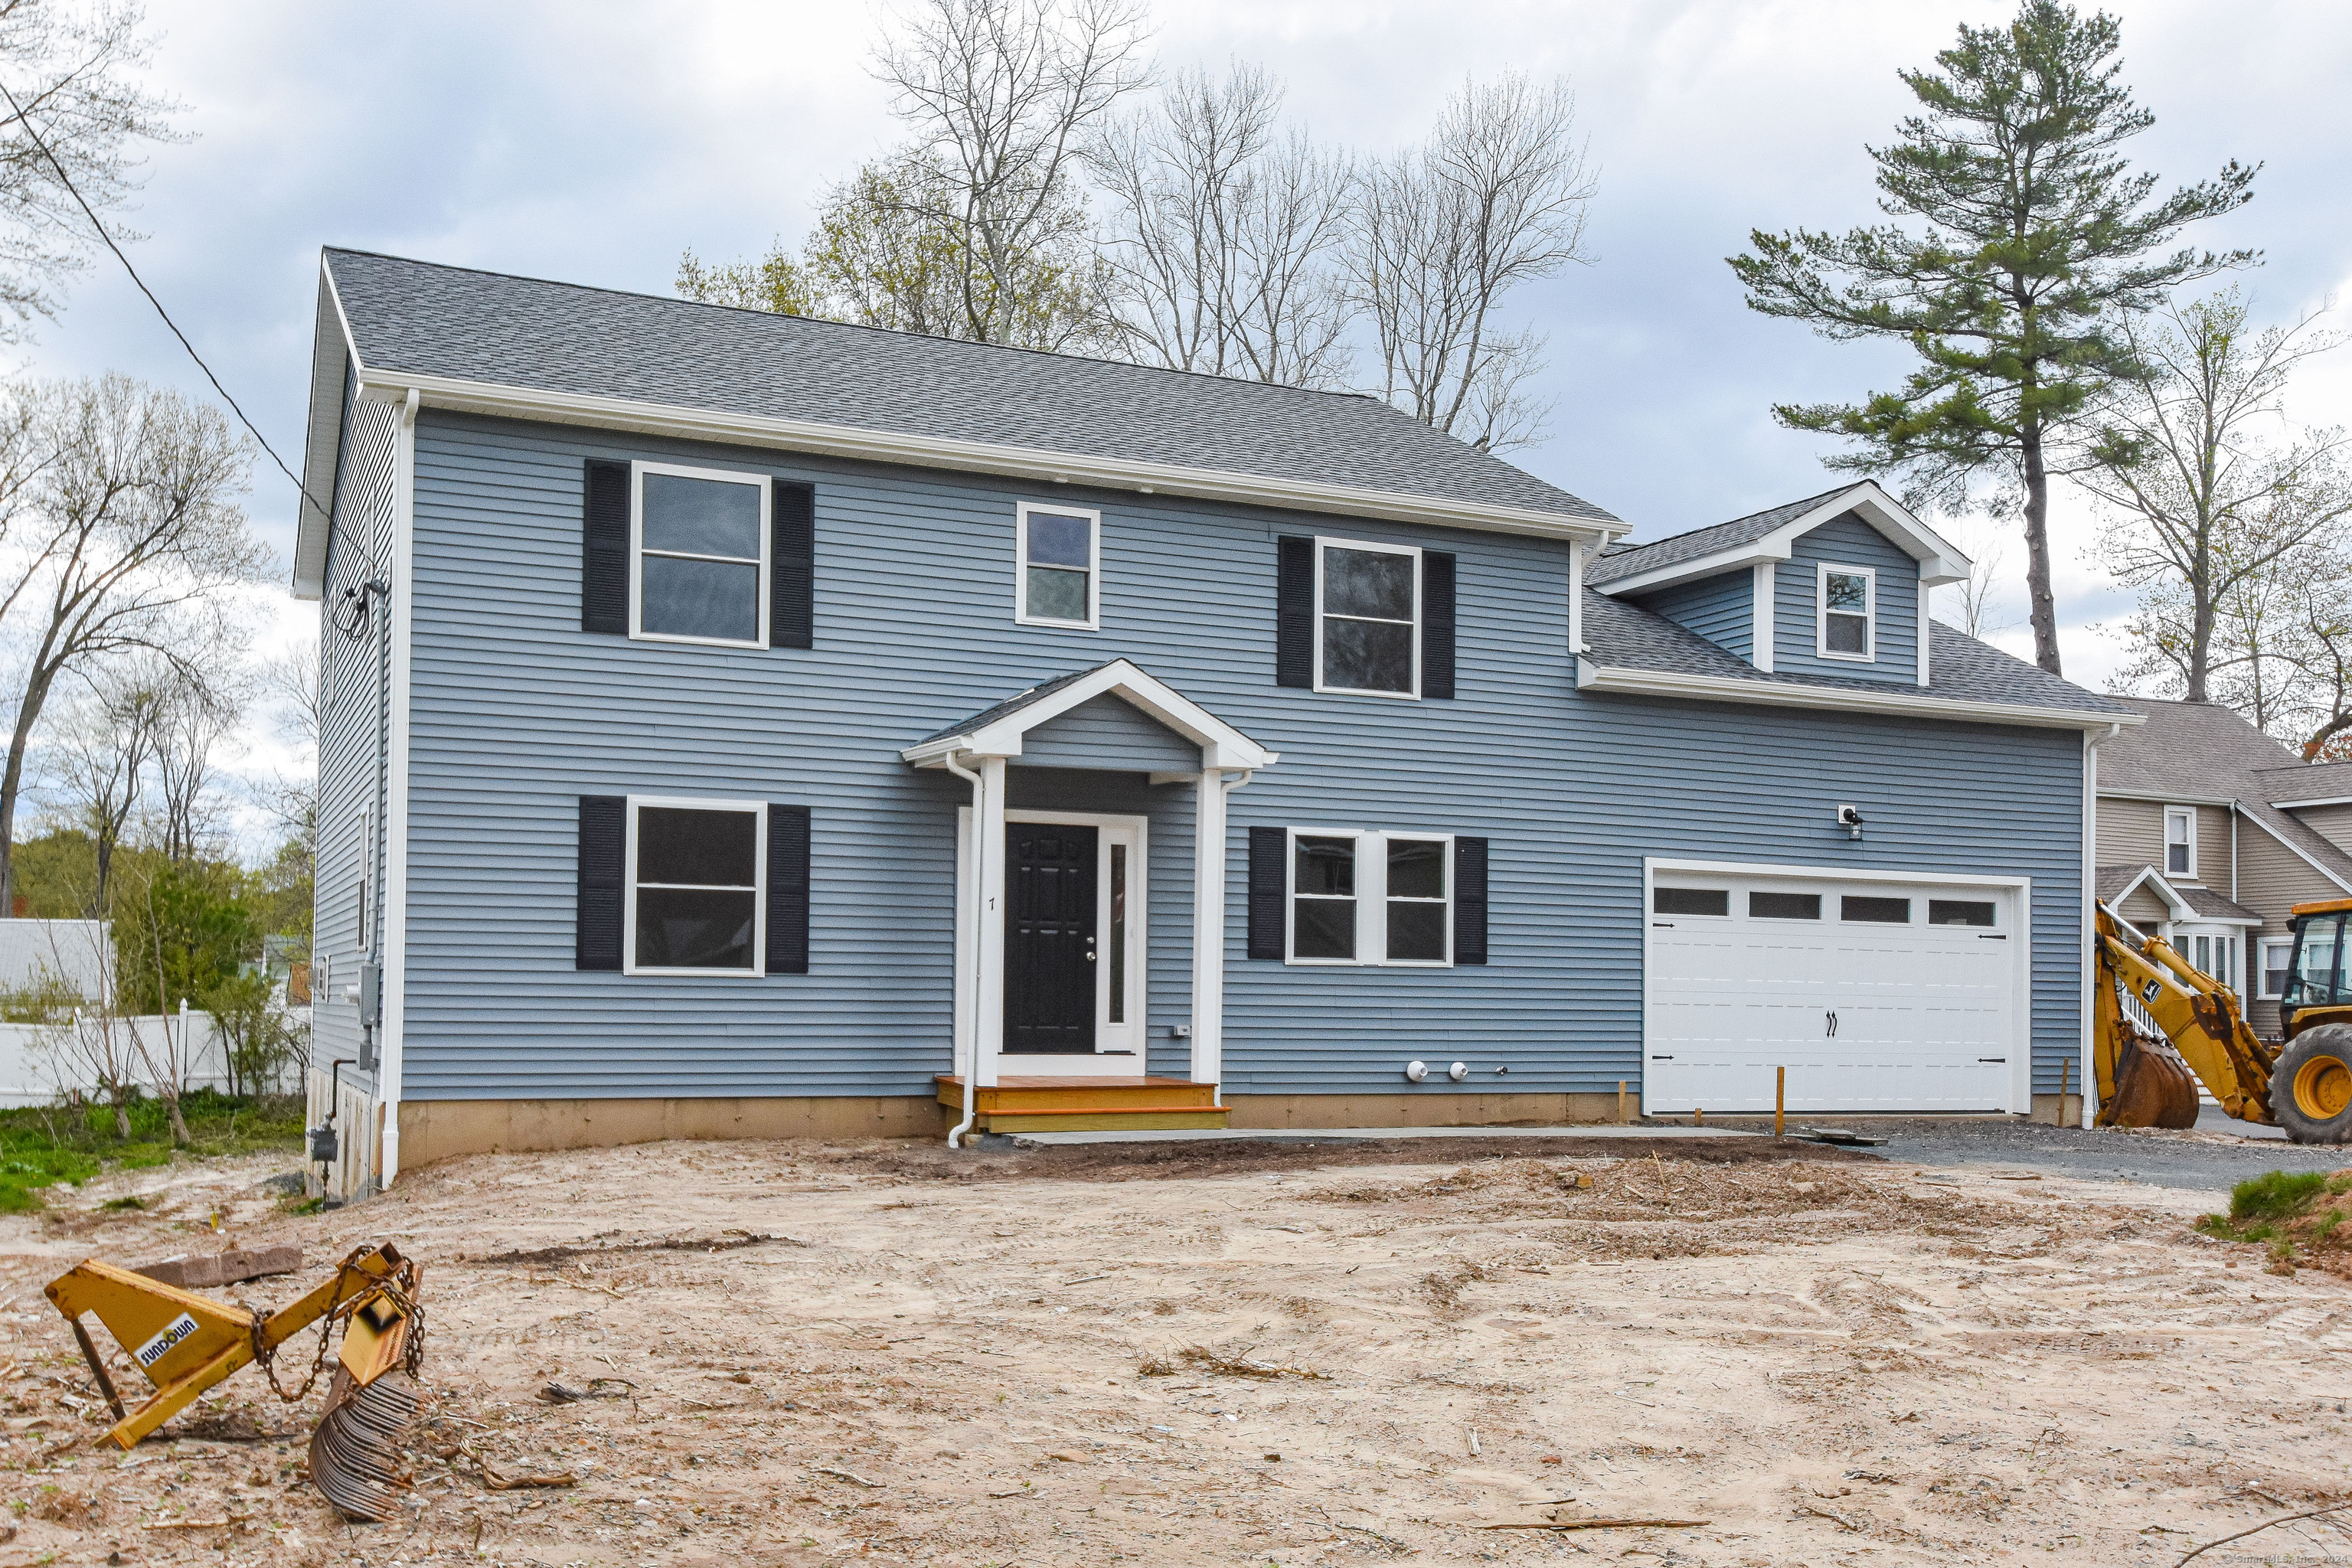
[245,1248,426,1403]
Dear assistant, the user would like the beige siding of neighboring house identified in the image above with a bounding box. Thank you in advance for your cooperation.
[2097,798,2164,870]
[2286,802,2352,857]
[2237,819,2351,1038]
[2096,799,2234,887]
[2115,883,2171,924]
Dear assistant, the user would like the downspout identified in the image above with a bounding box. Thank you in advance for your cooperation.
[378,387,419,1190]
[941,750,985,1148]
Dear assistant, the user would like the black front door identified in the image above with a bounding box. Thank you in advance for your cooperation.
[1005,822,1099,1054]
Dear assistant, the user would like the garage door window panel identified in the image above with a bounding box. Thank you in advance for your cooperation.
[1750,891,1821,920]
[1841,895,1911,923]
[1654,887,1729,916]
[1929,900,1996,927]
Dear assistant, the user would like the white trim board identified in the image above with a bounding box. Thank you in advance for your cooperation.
[1575,661,2142,733]
[1642,856,2033,1117]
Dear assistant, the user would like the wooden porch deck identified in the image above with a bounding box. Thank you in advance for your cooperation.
[934,1075,1230,1133]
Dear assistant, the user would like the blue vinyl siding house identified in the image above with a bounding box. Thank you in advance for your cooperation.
[294,249,2138,1193]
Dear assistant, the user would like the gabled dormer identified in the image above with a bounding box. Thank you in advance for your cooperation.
[1583,482,1968,688]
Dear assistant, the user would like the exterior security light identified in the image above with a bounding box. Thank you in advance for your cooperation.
[1404,1060,1429,1083]
[1838,803,1865,840]
[1449,1061,1469,1082]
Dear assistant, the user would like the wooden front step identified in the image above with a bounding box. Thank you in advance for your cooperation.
[935,1075,1229,1132]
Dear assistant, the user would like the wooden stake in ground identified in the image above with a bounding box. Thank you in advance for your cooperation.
[1776,1066,1785,1138]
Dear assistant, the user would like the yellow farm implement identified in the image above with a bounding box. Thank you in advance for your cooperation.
[44,1242,426,1521]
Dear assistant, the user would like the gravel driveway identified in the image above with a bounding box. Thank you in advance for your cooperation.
[1708,1107,2347,1194]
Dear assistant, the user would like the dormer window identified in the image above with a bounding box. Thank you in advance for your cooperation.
[1818,564,1874,661]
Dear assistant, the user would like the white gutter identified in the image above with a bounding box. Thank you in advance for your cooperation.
[2081,723,2122,1129]
[1576,660,2145,734]
[940,751,985,1148]
[378,387,420,1189]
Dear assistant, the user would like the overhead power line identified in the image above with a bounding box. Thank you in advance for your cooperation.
[0,74,331,521]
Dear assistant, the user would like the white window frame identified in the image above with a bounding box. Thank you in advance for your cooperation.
[1313,536,1422,700]
[622,794,768,978]
[1283,827,1454,967]
[629,460,772,649]
[2259,936,2296,1000]
[1014,501,1102,630]
[2163,805,2197,880]
[1816,561,1876,662]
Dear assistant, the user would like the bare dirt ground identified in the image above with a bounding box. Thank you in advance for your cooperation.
[0,1135,2347,1567]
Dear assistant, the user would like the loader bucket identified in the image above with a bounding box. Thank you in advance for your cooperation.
[311,1364,420,1522]
[2099,1027,2200,1129]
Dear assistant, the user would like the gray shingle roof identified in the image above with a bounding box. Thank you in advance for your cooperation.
[322,249,1615,524]
[1579,591,2134,716]
[2099,697,2352,889]
[2096,863,2262,921]
[2253,757,2352,802]
[1586,485,1854,586]
[913,664,1112,746]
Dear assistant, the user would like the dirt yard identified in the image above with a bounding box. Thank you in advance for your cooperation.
[0,1134,2348,1566]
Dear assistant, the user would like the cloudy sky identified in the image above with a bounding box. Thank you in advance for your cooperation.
[13,0,2351,842]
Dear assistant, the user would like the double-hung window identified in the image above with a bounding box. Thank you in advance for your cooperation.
[2164,806,2196,878]
[1315,538,1420,697]
[2260,936,2296,1001]
[1287,828,1452,965]
[1817,563,1874,660]
[1016,503,1101,629]
[632,462,770,647]
[626,797,766,975]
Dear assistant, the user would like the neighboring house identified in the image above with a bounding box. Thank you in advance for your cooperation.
[2095,698,2352,1037]
[293,250,2135,1196]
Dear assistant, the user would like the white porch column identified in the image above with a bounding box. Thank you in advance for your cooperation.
[975,755,1008,1088]
[1190,766,1232,1087]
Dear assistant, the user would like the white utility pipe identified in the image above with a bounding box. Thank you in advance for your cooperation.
[942,750,985,1148]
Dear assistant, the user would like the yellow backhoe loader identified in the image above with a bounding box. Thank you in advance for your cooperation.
[44,1242,425,1521]
[2093,897,2352,1143]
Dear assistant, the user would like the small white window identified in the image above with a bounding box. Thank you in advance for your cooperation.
[1817,563,1875,661]
[2261,937,2295,999]
[625,796,766,975]
[1315,537,1420,698]
[1286,828,1452,965]
[2163,806,2195,878]
[632,461,770,648]
[1015,503,1101,629]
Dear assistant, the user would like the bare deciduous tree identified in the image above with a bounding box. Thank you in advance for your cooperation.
[0,374,266,912]
[2087,291,2350,702]
[873,0,1149,346]
[0,0,179,341]
[150,634,248,864]
[46,654,162,910]
[1352,74,1596,452]
[1091,64,1354,386]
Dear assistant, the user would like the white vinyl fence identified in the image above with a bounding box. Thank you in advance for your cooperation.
[0,1006,309,1108]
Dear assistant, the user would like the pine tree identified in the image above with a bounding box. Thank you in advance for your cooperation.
[1729,1,2256,674]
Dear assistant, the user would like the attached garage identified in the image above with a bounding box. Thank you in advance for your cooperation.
[1642,859,2030,1115]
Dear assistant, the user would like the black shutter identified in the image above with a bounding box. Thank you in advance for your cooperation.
[577,795,626,970]
[766,803,811,975]
[1423,550,1456,699]
[1247,825,1288,960]
[581,460,630,635]
[1454,836,1488,965]
[771,481,815,649]
[1275,536,1315,688]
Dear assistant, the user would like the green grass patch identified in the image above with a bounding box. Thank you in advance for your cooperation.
[0,1089,303,1210]
[2230,1170,2331,1222]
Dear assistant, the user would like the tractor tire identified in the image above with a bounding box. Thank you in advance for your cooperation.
[2274,1024,2352,1145]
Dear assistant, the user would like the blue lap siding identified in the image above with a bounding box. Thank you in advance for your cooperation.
[370,410,2086,1106]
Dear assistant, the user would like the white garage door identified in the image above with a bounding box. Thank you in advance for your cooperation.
[1643,864,2026,1114]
